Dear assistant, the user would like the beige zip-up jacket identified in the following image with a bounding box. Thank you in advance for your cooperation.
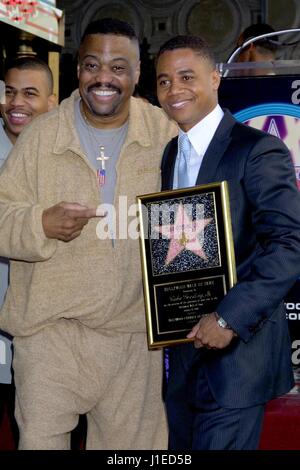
[0,91,177,337]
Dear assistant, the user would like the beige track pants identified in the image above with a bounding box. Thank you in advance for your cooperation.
[13,319,167,450]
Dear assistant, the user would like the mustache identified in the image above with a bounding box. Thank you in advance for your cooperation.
[88,83,121,94]
[6,107,28,113]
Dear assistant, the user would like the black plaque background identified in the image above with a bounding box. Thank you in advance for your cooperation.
[154,275,226,333]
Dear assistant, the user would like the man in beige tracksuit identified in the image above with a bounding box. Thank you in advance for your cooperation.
[0,18,176,449]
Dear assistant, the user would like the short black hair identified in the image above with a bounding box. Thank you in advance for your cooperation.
[4,56,54,94]
[81,17,138,45]
[157,35,216,67]
[240,23,278,53]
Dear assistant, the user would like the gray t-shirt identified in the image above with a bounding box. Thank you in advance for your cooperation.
[74,98,128,207]
[0,120,12,384]
[0,119,12,168]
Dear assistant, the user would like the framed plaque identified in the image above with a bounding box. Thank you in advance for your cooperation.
[137,181,236,349]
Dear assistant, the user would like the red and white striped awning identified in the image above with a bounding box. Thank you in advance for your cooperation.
[0,1,64,46]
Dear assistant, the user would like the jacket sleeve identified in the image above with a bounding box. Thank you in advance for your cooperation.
[216,135,300,342]
[0,125,57,262]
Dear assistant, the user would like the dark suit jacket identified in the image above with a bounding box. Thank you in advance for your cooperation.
[161,109,299,407]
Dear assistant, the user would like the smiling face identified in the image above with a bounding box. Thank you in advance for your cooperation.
[78,33,140,128]
[0,68,56,143]
[156,48,220,132]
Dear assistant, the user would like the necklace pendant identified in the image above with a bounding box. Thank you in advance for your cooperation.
[97,168,106,187]
[96,146,109,186]
[97,146,109,170]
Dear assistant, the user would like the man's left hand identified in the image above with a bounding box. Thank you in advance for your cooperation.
[187,312,237,349]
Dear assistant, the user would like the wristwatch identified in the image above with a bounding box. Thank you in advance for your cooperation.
[216,315,231,329]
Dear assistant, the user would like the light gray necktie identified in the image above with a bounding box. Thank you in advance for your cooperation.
[177,133,191,188]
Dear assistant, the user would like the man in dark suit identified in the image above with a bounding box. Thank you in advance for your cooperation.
[156,35,300,450]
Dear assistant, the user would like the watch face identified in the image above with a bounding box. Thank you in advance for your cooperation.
[218,318,228,329]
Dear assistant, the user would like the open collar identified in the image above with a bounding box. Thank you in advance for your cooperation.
[53,91,152,157]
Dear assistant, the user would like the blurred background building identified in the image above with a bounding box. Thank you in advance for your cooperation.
[1,0,300,100]
[57,0,300,100]
[58,0,300,61]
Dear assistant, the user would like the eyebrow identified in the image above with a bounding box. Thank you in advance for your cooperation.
[157,73,169,80]
[80,54,99,61]
[157,68,195,80]
[6,86,40,94]
[178,68,195,75]
[81,54,129,63]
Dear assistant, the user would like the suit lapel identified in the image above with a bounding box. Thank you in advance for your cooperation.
[161,137,178,190]
[196,110,236,185]
[161,110,237,190]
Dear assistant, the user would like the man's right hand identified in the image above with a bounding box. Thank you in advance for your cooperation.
[42,202,104,242]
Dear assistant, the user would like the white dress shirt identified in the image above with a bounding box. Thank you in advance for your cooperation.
[173,104,224,189]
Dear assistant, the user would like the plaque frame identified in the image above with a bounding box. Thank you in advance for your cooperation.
[137,181,236,349]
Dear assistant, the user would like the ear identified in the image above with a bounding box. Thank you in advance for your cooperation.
[47,94,57,111]
[135,60,141,85]
[243,45,252,61]
[248,43,257,61]
[77,63,81,80]
[211,69,221,91]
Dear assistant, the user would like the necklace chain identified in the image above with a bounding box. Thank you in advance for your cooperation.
[80,101,128,186]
